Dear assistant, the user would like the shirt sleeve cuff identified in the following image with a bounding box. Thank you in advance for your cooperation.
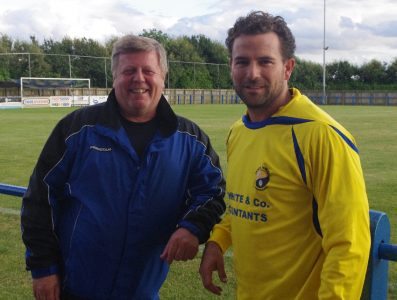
[31,265,59,279]
[208,226,232,254]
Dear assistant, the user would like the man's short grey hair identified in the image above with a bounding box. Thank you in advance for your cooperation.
[111,35,168,79]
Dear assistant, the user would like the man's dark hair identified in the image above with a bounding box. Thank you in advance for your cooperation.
[226,11,296,60]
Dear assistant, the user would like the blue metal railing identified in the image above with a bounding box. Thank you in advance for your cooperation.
[0,182,396,299]
[362,210,397,299]
[0,183,26,197]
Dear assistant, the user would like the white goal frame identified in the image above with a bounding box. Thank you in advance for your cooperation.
[20,77,91,99]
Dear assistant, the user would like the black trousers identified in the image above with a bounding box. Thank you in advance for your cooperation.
[61,290,88,300]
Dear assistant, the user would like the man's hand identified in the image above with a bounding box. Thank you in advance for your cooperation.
[160,227,199,264]
[32,274,60,300]
[199,241,227,295]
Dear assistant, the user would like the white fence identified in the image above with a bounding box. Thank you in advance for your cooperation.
[1,89,397,107]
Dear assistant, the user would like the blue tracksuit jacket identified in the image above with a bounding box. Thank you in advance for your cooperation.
[21,90,225,299]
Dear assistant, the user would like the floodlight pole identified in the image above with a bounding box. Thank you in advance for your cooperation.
[322,0,327,104]
[68,55,72,78]
[28,53,31,77]
[217,64,220,89]
[104,58,108,89]
[167,61,170,89]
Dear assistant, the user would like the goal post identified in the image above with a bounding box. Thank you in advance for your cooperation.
[20,77,91,107]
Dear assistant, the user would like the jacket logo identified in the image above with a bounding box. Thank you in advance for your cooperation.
[255,165,270,190]
[89,146,112,152]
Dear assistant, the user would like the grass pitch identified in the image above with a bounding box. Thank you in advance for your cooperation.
[0,104,396,299]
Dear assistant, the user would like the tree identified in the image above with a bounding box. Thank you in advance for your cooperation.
[0,34,13,80]
[104,36,118,87]
[385,58,397,85]
[188,35,231,89]
[189,35,228,63]
[141,29,170,47]
[1,31,397,90]
[359,59,387,86]
[7,38,50,79]
[167,37,212,88]
[41,37,109,87]
[27,36,51,78]
[290,58,323,90]
[41,37,73,78]
[71,38,108,87]
[326,60,360,89]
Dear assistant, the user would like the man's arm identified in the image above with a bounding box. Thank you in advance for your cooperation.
[310,126,371,299]
[160,121,226,263]
[199,241,228,295]
[21,119,71,284]
[160,228,199,264]
[199,214,232,294]
[176,122,226,244]
[33,274,61,300]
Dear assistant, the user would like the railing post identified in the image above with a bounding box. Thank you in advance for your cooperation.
[361,210,394,300]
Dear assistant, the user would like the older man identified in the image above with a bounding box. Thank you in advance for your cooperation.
[22,35,225,300]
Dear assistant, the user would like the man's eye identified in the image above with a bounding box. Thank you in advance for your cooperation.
[144,70,156,75]
[234,60,248,66]
[260,60,272,65]
[123,69,134,75]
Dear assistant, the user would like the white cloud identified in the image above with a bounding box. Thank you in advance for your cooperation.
[0,0,396,65]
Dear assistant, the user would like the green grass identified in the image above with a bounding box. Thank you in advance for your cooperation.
[0,104,396,299]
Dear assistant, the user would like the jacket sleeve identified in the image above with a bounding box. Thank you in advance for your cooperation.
[177,124,226,244]
[21,118,71,278]
[308,124,371,299]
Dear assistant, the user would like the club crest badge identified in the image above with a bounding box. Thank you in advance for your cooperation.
[255,165,270,190]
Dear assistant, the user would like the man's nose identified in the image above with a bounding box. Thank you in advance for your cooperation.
[247,63,261,80]
[132,69,145,81]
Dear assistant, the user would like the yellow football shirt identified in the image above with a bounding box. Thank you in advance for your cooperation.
[210,88,370,299]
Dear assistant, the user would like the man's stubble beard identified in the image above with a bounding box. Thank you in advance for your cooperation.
[234,81,280,111]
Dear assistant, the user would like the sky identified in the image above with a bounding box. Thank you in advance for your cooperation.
[1,0,396,66]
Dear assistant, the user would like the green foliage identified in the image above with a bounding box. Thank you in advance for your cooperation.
[0,35,12,80]
[290,57,323,89]
[166,37,208,88]
[187,35,231,89]
[1,33,397,90]
[386,59,397,84]
[41,38,73,77]
[326,60,360,90]
[0,64,10,81]
[360,59,387,84]
[140,32,232,89]
[189,34,229,64]
[71,38,109,87]
[141,29,171,47]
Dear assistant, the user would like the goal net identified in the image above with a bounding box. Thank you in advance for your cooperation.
[20,77,91,107]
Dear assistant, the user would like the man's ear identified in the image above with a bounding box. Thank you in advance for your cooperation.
[284,58,295,81]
